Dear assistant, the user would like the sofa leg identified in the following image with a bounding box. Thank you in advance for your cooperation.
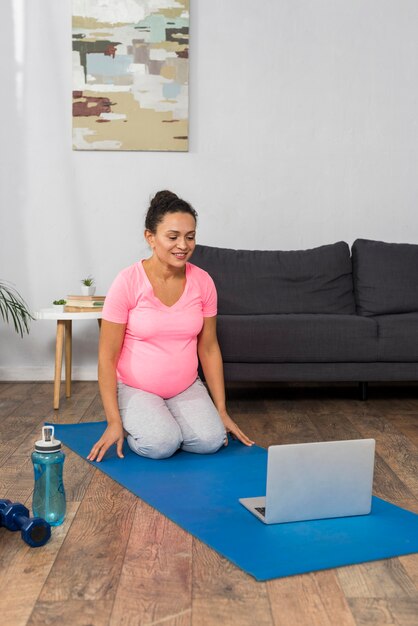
[359,382,368,401]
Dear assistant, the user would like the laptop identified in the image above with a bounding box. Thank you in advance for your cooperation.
[239,438,375,524]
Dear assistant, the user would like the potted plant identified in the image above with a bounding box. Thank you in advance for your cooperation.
[52,299,67,312]
[81,275,96,296]
[0,280,34,337]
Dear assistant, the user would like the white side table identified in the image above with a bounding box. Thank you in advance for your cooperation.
[34,309,102,410]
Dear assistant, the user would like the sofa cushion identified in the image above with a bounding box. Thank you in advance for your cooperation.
[375,313,418,361]
[191,243,355,315]
[352,239,418,316]
[216,314,378,363]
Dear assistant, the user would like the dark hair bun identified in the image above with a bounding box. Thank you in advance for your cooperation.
[145,190,198,234]
[150,190,178,212]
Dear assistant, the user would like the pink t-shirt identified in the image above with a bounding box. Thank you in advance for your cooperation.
[102,260,217,398]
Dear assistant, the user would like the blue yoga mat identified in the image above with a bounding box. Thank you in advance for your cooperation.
[51,421,418,581]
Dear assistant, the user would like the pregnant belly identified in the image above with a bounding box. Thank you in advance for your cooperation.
[117,343,198,398]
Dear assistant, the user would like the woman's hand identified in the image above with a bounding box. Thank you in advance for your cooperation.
[219,411,255,447]
[87,422,125,462]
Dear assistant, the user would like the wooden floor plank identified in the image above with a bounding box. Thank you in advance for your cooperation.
[0,396,26,417]
[337,559,418,599]
[363,387,418,414]
[0,502,79,626]
[5,384,60,419]
[344,413,418,501]
[1,418,95,505]
[382,413,418,448]
[347,597,418,626]
[0,381,13,395]
[400,555,418,592]
[27,600,113,626]
[79,391,105,423]
[51,381,99,425]
[0,416,51,497]
[0,415,45,468]
[267,570,357,626]
[0,382,37,400]
[36,471,136,604]
[191,539,273,626]
[2,382,418,626]
[236,400,320,449]
[110,500,192,626]
[0,382,96,461]
[307,412,417,508]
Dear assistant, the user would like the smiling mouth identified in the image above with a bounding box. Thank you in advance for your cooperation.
[173,253,187,258]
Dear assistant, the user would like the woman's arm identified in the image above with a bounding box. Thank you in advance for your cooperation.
[87,320,127,462]
[197,317,254,446]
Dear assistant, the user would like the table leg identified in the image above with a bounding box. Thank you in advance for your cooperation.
[54,321,65,410]
[65,320,72,398]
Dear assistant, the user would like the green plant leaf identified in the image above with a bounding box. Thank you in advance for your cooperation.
[0,281,34,338]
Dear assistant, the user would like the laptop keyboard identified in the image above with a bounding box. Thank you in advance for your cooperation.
[255,507,266,516]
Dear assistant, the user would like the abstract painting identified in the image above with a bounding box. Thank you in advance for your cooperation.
[72,0,189,151]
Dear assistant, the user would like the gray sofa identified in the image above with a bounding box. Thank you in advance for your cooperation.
[192,238,418,398]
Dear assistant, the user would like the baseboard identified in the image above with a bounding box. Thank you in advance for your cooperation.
[0,366,98,381]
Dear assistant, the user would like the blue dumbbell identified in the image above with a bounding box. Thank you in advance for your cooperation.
[0,499,51,548]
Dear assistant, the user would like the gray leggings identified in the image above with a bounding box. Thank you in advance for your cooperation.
[117,377,227,459]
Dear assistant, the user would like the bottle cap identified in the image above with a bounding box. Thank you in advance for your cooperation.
[35,426,62,453]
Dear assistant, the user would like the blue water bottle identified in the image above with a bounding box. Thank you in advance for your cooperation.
[32,426,66,526]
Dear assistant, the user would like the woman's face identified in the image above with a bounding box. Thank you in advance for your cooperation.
[146,211,197,268]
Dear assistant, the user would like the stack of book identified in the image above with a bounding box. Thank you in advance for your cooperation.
[64,295,105,313]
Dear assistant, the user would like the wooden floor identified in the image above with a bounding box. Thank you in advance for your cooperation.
[1,381,418,626]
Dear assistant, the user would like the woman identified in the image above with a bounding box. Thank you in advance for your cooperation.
[87,190,254,463]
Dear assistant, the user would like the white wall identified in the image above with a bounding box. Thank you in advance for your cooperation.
[1,0,418,380]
